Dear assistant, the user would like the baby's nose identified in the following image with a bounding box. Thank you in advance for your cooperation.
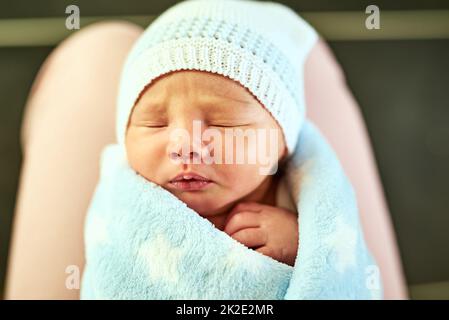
[167,133,204,164]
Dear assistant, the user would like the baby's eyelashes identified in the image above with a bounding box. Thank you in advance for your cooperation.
[208,123,252,128]
[144,124,167,128]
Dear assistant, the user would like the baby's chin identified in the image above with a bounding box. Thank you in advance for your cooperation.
[171,190,234,218]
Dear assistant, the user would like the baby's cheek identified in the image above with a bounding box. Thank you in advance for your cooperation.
[126,134,165,181]
[218,163,265,194]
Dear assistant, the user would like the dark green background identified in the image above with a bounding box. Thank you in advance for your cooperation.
[1,0,448,298]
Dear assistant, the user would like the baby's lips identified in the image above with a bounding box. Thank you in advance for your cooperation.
[169,171,211,182]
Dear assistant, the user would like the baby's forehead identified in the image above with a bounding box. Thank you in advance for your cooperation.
[137,73,263,113]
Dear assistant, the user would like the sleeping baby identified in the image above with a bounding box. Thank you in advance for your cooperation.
[125,69,299,266]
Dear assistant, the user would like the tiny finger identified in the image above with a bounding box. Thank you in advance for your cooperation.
[224,211,261,235]
[231,228,267,248]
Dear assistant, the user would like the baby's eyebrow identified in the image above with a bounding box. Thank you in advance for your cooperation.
[136,100,166,113]
[198,100,253,117]
[200,93,255,110]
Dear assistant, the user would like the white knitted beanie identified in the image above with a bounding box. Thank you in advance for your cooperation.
[116,0,318,154]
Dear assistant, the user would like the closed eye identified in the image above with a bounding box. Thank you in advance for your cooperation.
[141,121,167,128]
[209,123,251,128]
[144,125,167,128]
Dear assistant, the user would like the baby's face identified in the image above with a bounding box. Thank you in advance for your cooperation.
[126,70,286,218]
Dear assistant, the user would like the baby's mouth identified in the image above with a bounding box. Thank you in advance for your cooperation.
[168,173,213,191]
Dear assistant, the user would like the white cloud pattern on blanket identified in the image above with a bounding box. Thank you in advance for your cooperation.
[324,216,358,273]
[87,215,110,246]
[138,233,184,284]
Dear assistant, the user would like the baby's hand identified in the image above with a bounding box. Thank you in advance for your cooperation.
[223,201,299,266]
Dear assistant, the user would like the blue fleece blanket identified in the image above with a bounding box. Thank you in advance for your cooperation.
[80,121,383,299]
